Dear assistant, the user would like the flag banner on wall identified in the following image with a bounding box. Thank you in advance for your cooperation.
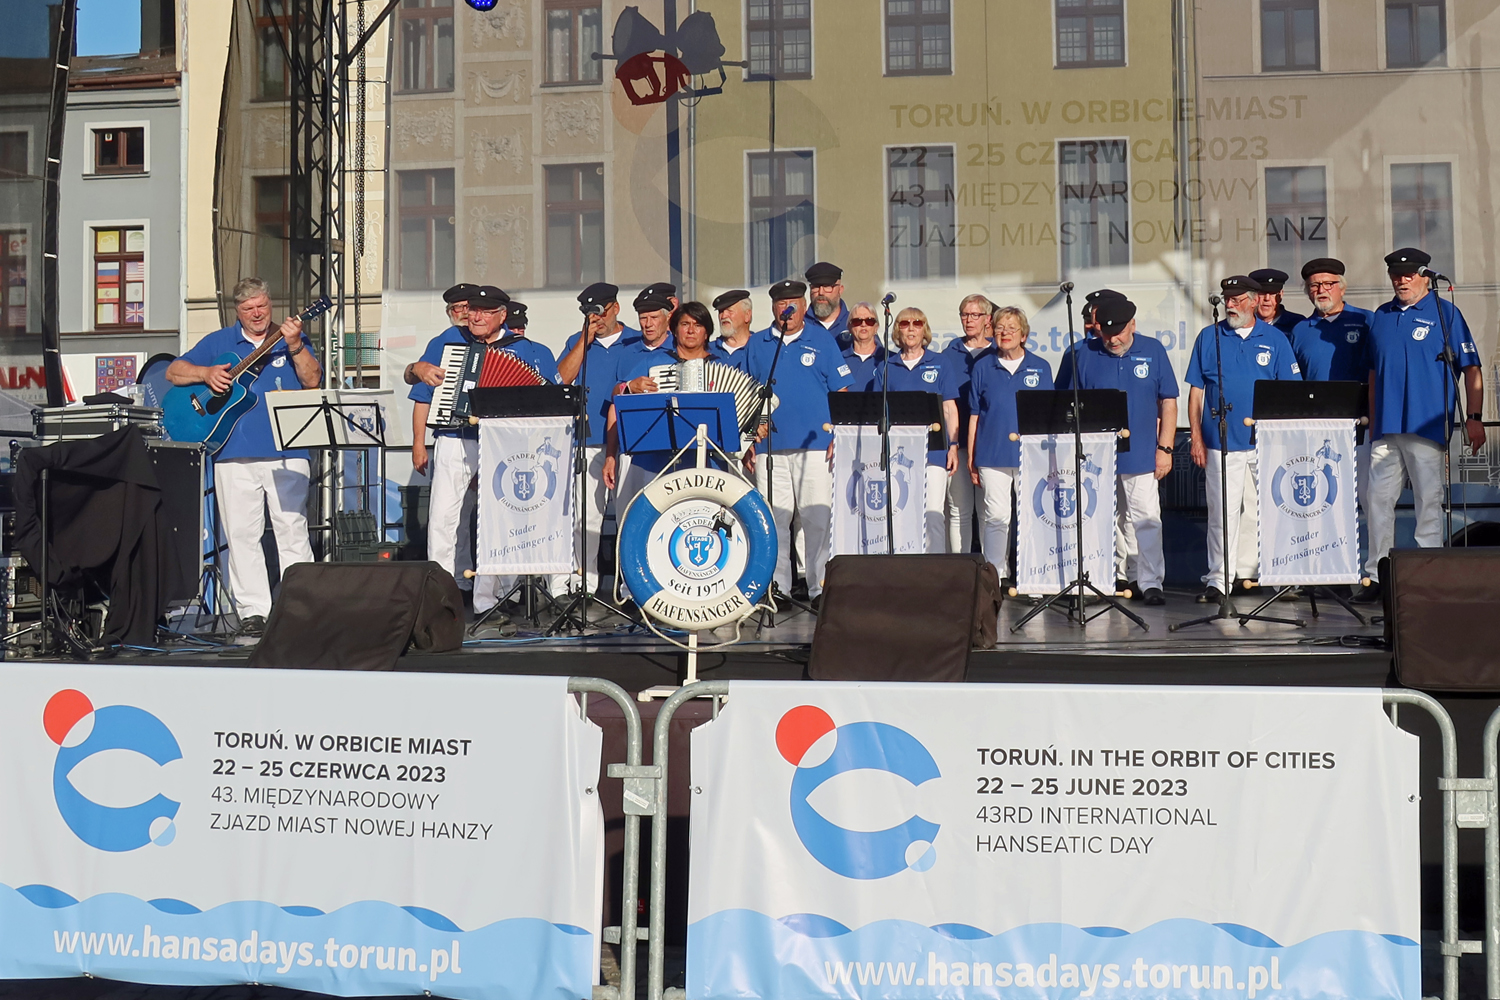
[0,665,603,1000]
[1016,433,1117,593]
[831,425,928,556]
[1255,418,1360,586]
[478,416,575,575]
[688,681,1418,1000]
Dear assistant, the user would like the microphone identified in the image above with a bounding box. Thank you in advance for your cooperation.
[1208,294,1223,307]
[1058,281,1075,293]
[779,304,795,322]
[880,292,897,306]
[579,302,605,316]
[1419,266,1450,283]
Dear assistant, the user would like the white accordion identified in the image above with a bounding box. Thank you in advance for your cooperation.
[646,358,778,450]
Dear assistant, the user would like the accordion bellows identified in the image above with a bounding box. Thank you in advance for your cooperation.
[647,358,778,446]
[429,343,547,428]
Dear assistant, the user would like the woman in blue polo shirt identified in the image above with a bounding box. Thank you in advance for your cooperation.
[874,307,960,552]
[968,305,1053,583]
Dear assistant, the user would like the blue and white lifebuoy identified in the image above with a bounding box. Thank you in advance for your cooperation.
[618,468,778,630]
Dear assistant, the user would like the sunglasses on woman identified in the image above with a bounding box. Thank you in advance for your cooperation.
[848,317,877,327]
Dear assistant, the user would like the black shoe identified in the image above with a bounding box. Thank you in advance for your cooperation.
[1125,580,1142,599]
[1350,580,1383,605]
[1114,578,1130,594]
[810,593,824,614]
[1196,587,1224,604]
[1143,588,1165,606]
[237,615,267,637]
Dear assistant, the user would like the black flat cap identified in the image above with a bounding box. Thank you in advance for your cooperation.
[712,289,751,311]
[642,281,677,301]
[804,261,843,286]
[1094,298,1137,331]
[578,282,619,307]
[633,288,674,312]
[506,300,528,327]
[465,285,510,307]
[1248,268,1289,293]
[1385,247,1430,274]
[1083,287,1126,319]
[443,283,478,304]
[1300,258,1345,279]
[769,278,807,301]
[1220,275,1264,296]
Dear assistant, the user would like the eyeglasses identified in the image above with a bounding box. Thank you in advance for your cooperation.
[848,317,877,327]
[960,312,990,320]
[897,320,922,328]
[1308,281,1341,291]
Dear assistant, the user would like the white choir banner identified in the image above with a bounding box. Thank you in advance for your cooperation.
[1016,433,1116,593]
[0,664,603,1000]
[832,425,929,556]
[1255,419,1360,586]
[688,681,1419,1000]
[478,416,575,575]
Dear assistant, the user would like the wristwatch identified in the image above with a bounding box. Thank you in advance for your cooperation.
[1469,412,1484,422]
[1157,444,1173,455]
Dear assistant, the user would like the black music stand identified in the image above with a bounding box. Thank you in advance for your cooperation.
[1235,380,1369,626]
[267,391,389,557]
[1008,387,1146,632]
[827,391,943,554]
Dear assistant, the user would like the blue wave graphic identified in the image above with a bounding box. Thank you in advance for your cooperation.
[688,909,1418,1000]
[0,883,593,1000]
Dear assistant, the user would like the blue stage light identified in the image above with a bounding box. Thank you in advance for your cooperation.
[464,0,499,10]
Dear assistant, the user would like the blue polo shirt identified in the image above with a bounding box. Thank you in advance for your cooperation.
[1272,309,1307,339]
[746,324,853,451]
[942,336,995,434]
[561,324,642,446]
[1367,291,1481,445]
[613,335,676,388]
[841,342,886,392]
[968,349,1054,469]
[808,300,851,348]
[1289,306,1373,382]
[709,337,753,373]
[874,349,958,467]
[1185,319,1301,452]
[1056,334,1179,476]
[181,322,318,461]
[408,327,558,439]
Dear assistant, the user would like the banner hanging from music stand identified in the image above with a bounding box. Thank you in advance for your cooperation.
[477,416,575,575]
[1016,432,1116,594]
[1256,418,1360,586]
[830,425,927,556]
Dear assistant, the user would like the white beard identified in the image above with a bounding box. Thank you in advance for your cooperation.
[1226,310,1254,329]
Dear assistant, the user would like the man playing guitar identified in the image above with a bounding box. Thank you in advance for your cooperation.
[166,277,322,636]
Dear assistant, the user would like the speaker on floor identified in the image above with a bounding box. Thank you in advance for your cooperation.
[249,561,464,670]
[807,554,1002,682]
[1386,548,1500,690]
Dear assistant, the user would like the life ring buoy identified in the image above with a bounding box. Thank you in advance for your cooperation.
[618,467,778,630]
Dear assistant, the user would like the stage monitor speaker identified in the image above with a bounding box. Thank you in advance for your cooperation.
[1387,548,1500,691]
[808,554,1002,682]
[249,561,463,671]
[145,440,204,603]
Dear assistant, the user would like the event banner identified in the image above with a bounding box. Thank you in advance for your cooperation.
[1017,433,1116,593]
[832,425,928,556]
[0,665,603,1000]
[688,682,1418,1000]
[1255,419,1360,586]
[478,415,575,575]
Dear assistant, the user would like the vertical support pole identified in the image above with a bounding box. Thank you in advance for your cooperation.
[663,0,682,288]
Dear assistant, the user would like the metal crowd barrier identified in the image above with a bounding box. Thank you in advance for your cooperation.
[1475,704,1500,1000]
[566,677,649,1000]
[636,685,1468,1000]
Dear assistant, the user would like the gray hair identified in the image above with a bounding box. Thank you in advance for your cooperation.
[849,301,877,316]
[959,293,993,315]
[232,277,271,304]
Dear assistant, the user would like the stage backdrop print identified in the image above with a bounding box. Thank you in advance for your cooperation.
[1255,419,1360,587]
[478,415,575,575]
[1017,433,1116,593]
[832,425,928,555]
[687,682,1419,1000]
[0,664,603,1000]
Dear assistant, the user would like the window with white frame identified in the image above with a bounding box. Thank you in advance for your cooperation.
[886,145,956,280]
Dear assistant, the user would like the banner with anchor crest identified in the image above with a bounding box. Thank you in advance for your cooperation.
[831,425,928,556]
[478,416,575,575]
[1017,433,1117,594]
[1255,418,1360,586]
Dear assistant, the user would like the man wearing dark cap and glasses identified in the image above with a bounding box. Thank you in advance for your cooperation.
[746,279,855,606]
[804,261,852,347]
[403,283,476,387]
[1358,247,1486,604]
[1057,295,1180,605]
[710,289,755,372]
[558,282,643,597]
[1248,268,1308,338]
[1185,275,1302,603]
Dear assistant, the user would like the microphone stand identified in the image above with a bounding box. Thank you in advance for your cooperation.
[879,295,895,555]
[1172,301,1300,631]
[753,305,815,624]
[1428,276,1463,546]
[1010,284,1146,632]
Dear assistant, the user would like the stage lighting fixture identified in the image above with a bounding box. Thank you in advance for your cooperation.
[464,0,500,9]
[674,10,726,75]
[611,6,669,64]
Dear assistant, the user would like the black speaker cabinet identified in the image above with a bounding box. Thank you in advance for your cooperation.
[1388,548,1500,691]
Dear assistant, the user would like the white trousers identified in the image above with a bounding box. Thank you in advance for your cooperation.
[978,466,1019,582]
[1116,472,1165,591]
[426,436,500,609]
[946,446,983,553]
[214,457,313,620]
[756,449,834,597]
[925,463,949,553]
[1203,449,1256,591]
[1366,433,1446,579]
[1235,460,1260,580]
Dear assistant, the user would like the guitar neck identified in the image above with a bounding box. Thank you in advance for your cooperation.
[227,298,329,380]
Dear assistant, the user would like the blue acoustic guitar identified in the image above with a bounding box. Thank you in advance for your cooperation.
[162,296,332,455]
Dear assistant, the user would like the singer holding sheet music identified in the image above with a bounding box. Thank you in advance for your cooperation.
[166,277,321,636]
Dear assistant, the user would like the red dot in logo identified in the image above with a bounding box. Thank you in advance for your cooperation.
[776,706,835,765]
[43,690,93,745]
